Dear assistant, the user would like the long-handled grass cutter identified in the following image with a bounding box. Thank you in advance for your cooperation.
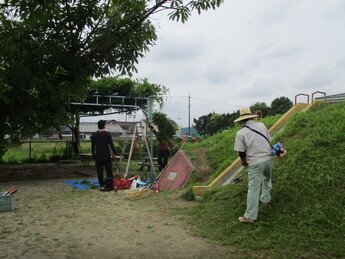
[111,155,121,172]
[233,171,247,184]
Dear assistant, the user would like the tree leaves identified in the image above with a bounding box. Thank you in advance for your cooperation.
[152,112,178,143]
[168,0,224,23]
[0,0,224,147]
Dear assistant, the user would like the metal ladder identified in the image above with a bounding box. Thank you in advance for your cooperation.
[117,124,156,179]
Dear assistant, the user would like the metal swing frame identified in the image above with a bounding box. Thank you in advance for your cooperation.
[71,94,156,177]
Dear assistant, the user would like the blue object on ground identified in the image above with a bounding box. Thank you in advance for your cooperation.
[63,179,100,189]
[271,142,285,156]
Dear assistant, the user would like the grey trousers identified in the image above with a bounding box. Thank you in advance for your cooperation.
[244,158,275,220]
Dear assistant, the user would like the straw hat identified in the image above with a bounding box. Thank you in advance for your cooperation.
[234,107,259,123]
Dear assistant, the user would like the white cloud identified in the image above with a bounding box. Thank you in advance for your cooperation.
[126,0,345,127]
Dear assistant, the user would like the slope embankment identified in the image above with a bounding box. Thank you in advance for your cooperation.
[193,102,310,195]
[183,101,345,258]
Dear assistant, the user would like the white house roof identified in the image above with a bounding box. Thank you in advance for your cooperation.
[79,121,126,134]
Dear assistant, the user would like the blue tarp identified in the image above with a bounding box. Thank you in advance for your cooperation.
[63,179,99,189]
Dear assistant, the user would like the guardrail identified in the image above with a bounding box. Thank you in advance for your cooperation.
[315,93,345,103]
[295,91,345,104]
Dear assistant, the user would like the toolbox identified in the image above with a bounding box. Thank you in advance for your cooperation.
[0,192,14,212]
[112,178,132,190]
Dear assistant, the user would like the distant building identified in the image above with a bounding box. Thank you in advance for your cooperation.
[139,119,154,136]
[37,126,71,140]
[79,120,132,139]
[37,120,135,140]
[80,121,115,139]
[36,119,191,141]
[117,121,136,137]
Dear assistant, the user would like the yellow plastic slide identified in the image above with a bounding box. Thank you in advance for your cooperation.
[193,102,314,196]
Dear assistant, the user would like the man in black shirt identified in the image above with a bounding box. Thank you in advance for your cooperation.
[91,120,117,189]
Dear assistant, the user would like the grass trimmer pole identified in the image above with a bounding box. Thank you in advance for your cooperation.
[233,171,248,184]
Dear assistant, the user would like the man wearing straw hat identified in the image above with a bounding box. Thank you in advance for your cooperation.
[234,107,274,223]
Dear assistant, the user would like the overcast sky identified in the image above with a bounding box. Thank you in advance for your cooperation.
[84,0,345,127]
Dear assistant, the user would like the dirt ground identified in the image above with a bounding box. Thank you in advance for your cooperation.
[0,163,236,259]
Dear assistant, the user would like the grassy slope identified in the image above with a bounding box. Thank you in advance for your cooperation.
[183,115,281,183]
[180,103,345,258]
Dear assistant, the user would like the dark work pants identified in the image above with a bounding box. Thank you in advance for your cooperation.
[158,150,170,169]
[95,159,113,187]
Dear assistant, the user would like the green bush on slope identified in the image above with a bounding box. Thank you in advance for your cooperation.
[181,103,345,258]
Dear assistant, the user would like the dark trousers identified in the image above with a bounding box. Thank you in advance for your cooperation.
[95,159,113,186]
[158,150,170,169]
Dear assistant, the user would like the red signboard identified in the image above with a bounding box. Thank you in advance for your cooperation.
[158,151,194,190]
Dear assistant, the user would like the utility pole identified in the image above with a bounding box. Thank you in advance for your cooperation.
[188,94,191,136]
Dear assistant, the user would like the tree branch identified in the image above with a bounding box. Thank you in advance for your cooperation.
[80,0,170,57]
[0,0,10,10]
[80,0,111,49]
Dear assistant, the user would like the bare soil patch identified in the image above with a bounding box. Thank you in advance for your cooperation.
[0,163,235,259]
[190,147,211,182]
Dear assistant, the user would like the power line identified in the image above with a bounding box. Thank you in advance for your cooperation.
[192,97,245,108]
[167,96,189,98]
[167,95,245,108]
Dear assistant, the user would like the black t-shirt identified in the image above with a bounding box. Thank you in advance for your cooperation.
[91,131,116,161]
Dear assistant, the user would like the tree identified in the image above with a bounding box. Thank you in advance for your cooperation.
[90,76,168,108]
[152,112,178,144]
[225,111,239,128]
[194,113,212,137]
[207,113,230,135]
[0,0,157,148]
[0,0,224,153]
[271,97,293,115]
[194,110,240,137]
[250,102,271,118]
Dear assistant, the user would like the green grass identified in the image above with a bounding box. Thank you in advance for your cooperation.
[179,103,345,258]
[1,138,174,166]
[183,114,281,183]
[1,140,135,164]
[2,141,69,163]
